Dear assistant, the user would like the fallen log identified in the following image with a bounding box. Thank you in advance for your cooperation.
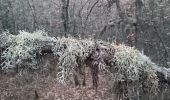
[2,43,170,86]
[40,42,170,86]
[1,31,169,100]
[0,30,170,86]
[154,66,170,85]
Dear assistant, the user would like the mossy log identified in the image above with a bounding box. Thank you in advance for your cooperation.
[40,43,170,85]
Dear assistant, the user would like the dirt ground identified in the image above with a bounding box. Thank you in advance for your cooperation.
[1,66,170,100]
[0,67,111,100]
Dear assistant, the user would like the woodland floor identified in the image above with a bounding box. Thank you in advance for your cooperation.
[0,67,111,100]
[0,67,170,100]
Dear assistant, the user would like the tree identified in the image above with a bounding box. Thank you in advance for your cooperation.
[61,0,70,36]
[27,0,38,31]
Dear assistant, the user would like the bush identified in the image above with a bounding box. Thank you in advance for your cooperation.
[0,30,56,71]
[109,44,158,99]
[0,30,159,99]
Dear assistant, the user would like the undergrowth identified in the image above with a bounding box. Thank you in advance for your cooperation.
[0,30,56,71]
[0,30,159,99]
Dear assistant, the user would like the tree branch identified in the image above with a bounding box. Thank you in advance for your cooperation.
[85,0,99,22]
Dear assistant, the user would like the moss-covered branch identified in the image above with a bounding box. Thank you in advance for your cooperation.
[0,30,170,99]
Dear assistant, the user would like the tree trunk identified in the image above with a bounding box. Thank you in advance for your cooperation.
[0,18,2,33]
[134,0,143,51]
[61,0,70,36]
[27,0,38,31]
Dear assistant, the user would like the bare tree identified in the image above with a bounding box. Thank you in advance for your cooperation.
[134,0,143,51]
[0,18,2,33]
[27,0,38,31]
[61,0,70,36]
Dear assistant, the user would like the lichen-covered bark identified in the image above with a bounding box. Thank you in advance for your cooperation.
[1,31,170,100]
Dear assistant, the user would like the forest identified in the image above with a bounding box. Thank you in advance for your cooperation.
[0,0,170,100]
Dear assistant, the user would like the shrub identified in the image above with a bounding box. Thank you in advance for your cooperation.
[0,30,56,71]
[109,44,158,99]
[52,37,95,84]
[0,31,159,99]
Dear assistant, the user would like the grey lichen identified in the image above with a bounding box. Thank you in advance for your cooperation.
[0,30,56,71]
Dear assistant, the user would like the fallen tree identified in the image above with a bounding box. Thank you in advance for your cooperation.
[0,31,170,99]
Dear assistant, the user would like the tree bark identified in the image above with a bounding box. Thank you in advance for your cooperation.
[0,18,2,33]
[61,0,70,36]
[134,0,143,51]
[27,0,38,31]
[115,0,128,44]
[154,65,170,85]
